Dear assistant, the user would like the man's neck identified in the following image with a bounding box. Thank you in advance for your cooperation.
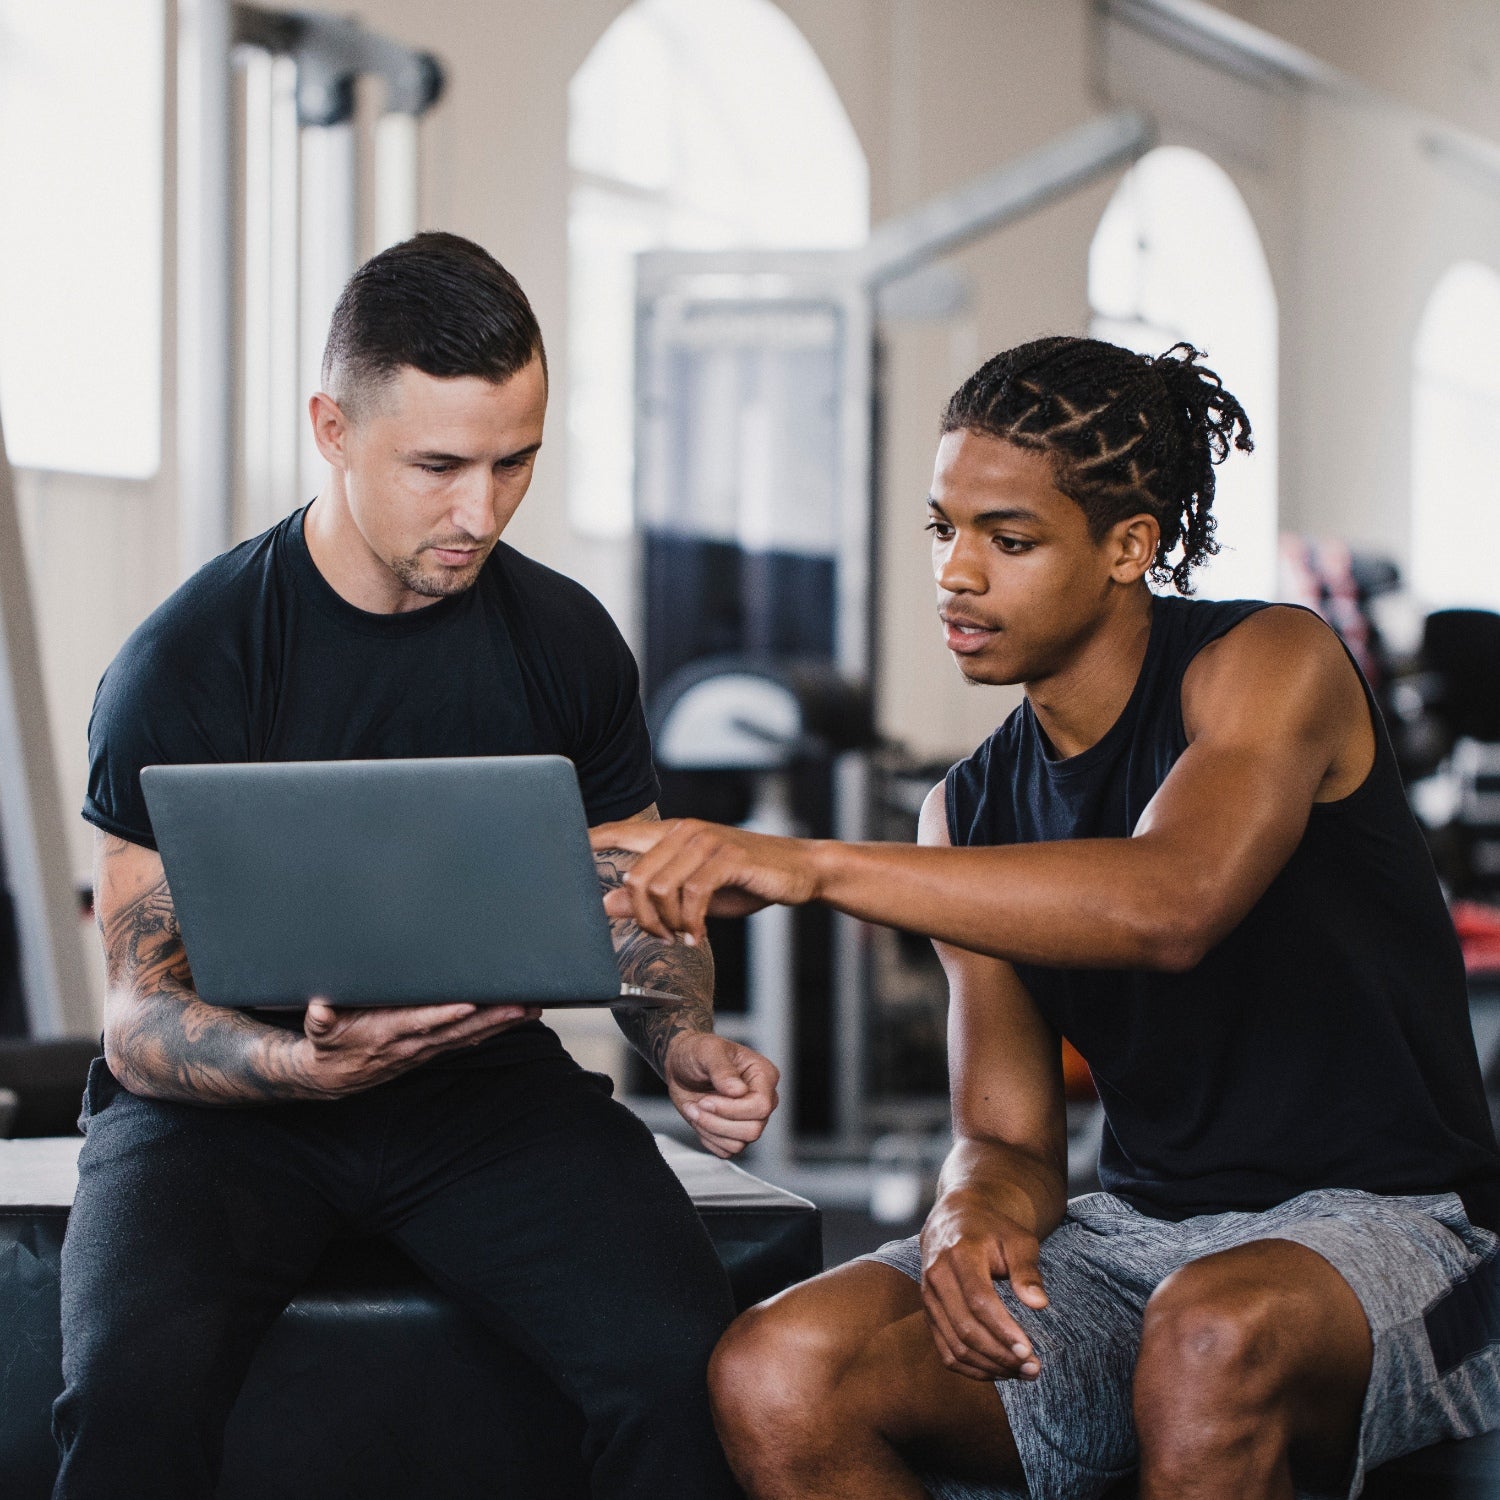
[1025,589,1155,760]
[303,485,435,616]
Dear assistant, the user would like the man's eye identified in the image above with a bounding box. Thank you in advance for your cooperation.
[419,463,454,475]
[997,535,1034,554]
[923,521,953,539]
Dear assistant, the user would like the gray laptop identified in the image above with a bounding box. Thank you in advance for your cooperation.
[139,756,679,1010]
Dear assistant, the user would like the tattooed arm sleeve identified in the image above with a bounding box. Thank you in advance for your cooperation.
[595,806,716,1077]
[94,830,325,1104]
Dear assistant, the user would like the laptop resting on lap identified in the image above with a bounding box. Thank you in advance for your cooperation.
[139,756,680,1010]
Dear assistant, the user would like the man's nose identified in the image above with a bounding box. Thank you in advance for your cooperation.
[450,475,497,539]
[936,535,987,595]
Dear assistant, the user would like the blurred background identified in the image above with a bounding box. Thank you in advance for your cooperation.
[1,0,1499,1240]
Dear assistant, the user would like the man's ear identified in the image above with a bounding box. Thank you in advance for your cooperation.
[1107,513,1160,585]
[309,391,352,469]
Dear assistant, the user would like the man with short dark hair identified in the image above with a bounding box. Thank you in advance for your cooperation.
[54,232,775,1499]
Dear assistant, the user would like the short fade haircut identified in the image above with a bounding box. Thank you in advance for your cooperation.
[321,231,546,418]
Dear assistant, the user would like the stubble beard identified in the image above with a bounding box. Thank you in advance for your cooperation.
[388,546,490,599]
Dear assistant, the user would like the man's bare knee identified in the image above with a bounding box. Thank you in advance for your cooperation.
[1140,1266,1290,1405]
[1135,1265,1296,1486]
[710,1271,908,1485]
[710,1298,843,1437]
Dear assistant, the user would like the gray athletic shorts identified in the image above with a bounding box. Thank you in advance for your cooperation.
[863,1187,1500,1500]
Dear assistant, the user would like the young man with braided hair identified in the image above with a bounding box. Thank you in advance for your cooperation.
[591,336,1500,1500]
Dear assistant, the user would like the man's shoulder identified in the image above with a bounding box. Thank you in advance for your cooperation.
[485,541,610,612]
[110,521,289,683]
[482,542,625,647]
[1175,599,1352,705]
[1164,597,1329,667]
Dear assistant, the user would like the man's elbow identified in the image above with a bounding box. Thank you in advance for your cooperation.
[101,999,153,1097]
[1141,927,1209,973]
[1129,897,1221,973]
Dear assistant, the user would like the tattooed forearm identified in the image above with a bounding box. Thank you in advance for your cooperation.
[595,843,716,1077]
[97,835,322,1105]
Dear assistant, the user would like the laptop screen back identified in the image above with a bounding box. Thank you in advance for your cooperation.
[140,756,623,1008]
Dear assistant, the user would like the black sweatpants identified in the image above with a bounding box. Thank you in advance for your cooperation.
[51,1042,741,1499]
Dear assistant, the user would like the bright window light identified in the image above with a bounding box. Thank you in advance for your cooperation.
[567,0,868,538]
[0,0,164,478]
[1411,261,1500,612]
[1089,147,1278,600]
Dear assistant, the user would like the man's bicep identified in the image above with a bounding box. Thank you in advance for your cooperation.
[1181,607,1362,777]
[591,803,658,893]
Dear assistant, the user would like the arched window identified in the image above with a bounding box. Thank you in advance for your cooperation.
[1088,146,1278,600]
[1411,261,1500,611]
[567,0,867,537]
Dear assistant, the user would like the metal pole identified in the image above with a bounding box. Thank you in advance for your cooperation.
[177,0,236,574]
[268,55,302,519]
[858,110,1156,289]
[240,47,275,534]
[0,406,92,1037]
[743,773,797,1178]
[298,121,358,503]
[374,112,420,251]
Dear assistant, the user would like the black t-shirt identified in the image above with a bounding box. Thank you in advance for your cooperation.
[84,506,659,1064]
[947,596,1500,1230]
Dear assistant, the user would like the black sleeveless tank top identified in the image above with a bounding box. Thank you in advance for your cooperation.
[947,596,1500,1229]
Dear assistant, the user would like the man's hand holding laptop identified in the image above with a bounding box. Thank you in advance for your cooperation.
[300,997,544,1094]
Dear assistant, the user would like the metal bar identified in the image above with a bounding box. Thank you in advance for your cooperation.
[374,112,420,250]
[231,2,300,57]
[1106,0,1500,201]
[831,284,874,1148]
[1100,0,1322,92]
[858,110,1155,288]
[268,54,302,520]
[234,45,301,537]
[0,407,91,1037]
[177,0,236,575]
[298,122,358,502]
[240,47,275,536]
[233,6,443,124]
[742,776,797,1179]
[1423,131,1500,197]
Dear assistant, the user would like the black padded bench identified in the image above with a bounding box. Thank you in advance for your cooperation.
[0,1134,821,1499]
[5,1135,1496,1498]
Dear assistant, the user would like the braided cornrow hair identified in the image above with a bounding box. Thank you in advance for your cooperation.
[942,336,1254,594]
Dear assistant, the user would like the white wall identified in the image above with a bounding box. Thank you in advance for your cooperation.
[13,0,1500,918]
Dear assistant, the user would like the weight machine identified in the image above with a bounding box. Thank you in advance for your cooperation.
[178,1,444,573]
[628,111,1155,1199]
